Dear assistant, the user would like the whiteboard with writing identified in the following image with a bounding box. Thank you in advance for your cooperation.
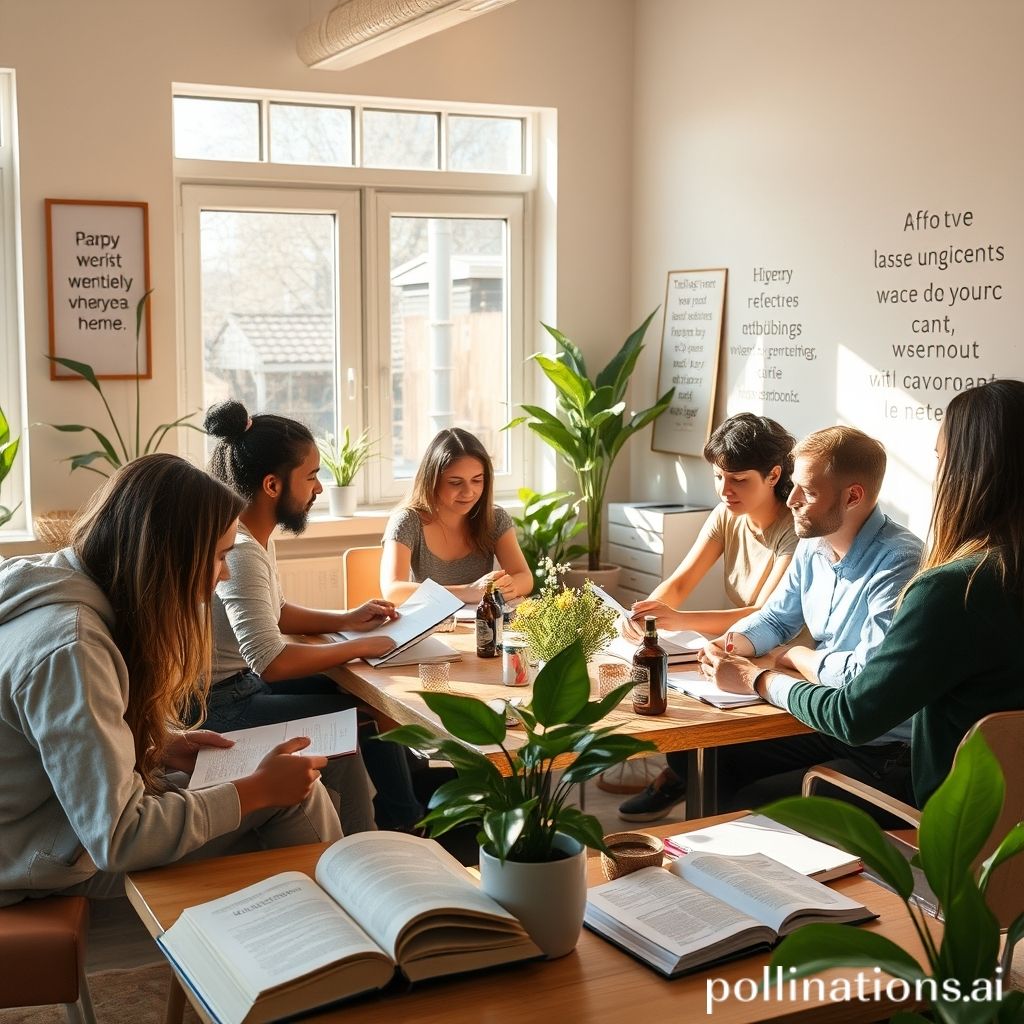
[651,268,727,456]
[46,199,151,379]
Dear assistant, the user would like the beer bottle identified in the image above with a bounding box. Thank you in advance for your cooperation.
[476,579,503,658]
[632,615,668,715]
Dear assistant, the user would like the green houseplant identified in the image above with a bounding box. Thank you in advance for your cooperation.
[316,427,374,517]
[510,487,587,586]
[381,640,656,956]
[0,403,21,528]
[761,733,1024,1023]
[46,292,201,476]
[507,310,674,573]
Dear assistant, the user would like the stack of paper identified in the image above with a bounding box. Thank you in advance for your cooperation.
[667,670,762,708]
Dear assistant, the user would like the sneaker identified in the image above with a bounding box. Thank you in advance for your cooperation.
[617,769,686,822]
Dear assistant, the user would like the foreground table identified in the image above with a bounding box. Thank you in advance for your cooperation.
[324,628,811,816]
[127,815,934,1024]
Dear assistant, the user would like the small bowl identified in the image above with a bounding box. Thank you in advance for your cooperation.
[600,831,665,881]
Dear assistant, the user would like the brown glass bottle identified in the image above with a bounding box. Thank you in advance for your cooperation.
[632,615,668,715]
[476,580,503,658]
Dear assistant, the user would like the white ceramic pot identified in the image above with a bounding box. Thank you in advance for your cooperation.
[560,562,621,594]
[479,833,587,958]
[327,485,357,517]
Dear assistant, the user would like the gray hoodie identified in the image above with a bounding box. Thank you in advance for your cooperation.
[0,549,241,905]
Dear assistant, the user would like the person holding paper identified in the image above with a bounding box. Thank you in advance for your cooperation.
[705,382,1024,808]
[618,414,801,820]
[0,455,340,907]
[380,428,533,605]
[202,401,422,833]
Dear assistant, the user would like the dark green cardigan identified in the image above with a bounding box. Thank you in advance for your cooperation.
[785,556,1024,805]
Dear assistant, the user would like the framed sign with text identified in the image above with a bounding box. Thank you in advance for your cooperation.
[46,198,152,380]
[651,268,727,457]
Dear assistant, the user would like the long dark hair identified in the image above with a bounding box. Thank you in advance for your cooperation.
[72,454,244,790]
[920,379,1024,604]
[204,400,315,501]
[405,428,495,554]
[703,413,796,502]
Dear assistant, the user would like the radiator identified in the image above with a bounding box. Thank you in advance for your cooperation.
[276,555,344,610]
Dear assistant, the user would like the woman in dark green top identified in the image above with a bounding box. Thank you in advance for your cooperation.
[705,380,1024,806]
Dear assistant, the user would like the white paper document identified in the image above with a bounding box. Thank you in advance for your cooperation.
[667,670,762,708]
[189,708,358,789]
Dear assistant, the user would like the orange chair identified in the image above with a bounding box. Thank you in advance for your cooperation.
[0,895,96,1023]
[343,545,384,609]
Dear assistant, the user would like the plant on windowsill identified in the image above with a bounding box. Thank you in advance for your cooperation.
[380,639,656,958]
[316,427,375,518]
[509,487,586,587]
[760,733,1024,1023]
[505,310,674,584]
[0,403,21,528]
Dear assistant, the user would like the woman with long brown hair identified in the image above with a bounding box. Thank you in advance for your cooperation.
[704,380,1024,807]
[381,428,532,604]
[0,454,340,906]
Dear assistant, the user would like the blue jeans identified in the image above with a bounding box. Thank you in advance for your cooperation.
[202,671,423,831]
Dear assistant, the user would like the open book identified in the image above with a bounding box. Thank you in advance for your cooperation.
[584,851,873,978]
[328,578,463,666]
[188,709,358,789]
[666,670,763,708]
[370,634,461,667]
[606,631,704,667]
[159,832,541,1024]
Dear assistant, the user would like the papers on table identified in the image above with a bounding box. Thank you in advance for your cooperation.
[189,709,358,789]
[667,670,763,708]
[606,632,703,666]
[371,635,461,667]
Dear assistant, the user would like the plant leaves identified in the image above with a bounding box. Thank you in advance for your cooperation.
[419,691,507,745]
[426,777,491,811]
[0,436,19,478]
[0,404,9,446]
[769,923,926,984]
[541,322,587,378]
[936,877,1000,994]
[532,355,593,414]
[558,735,656,785]
[553,805,608,853]
[759,796,915,899]
[979,822,1024,893]
[482,801,538,862]
[418,803,487,838]
[377,724,441,753]
[67,450,116,474]
[530,639,591,727]
[47,423,120,464]
[1001,910,1024,979]
[570,681,634,725]
[595,308,658,398]
[144,411,203,455]
[47,355,103,391]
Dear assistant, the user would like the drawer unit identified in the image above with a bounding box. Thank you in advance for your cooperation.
[606,502,727,610]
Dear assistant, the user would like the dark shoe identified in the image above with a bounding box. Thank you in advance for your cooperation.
[618,769,686,822]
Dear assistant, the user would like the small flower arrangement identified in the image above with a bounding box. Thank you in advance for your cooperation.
[512,557,617,663]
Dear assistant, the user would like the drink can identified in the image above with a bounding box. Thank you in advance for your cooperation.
[501,635,531,687]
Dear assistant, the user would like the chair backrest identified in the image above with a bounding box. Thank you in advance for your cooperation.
[959,710,1024,928]
[343,545,383,609]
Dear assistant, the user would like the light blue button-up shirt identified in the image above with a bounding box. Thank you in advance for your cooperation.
[733,504,923,744]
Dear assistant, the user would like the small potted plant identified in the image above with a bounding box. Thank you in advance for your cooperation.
[0,403,21,528]
[510,487,587,588]
[381,640,656,958]
[316,427,374,517]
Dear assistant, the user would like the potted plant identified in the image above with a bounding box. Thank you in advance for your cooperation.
[0,403,21,528]
[316,427,374,517]
[510,487,587,587]
[760,733,1024,1022]
[506,310,674,588]
[380,640,656,958]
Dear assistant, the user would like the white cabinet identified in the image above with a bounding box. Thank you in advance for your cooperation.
[607,502,727,609]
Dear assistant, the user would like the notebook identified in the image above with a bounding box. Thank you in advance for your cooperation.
[666,670,763,708]
[368,635,461,667]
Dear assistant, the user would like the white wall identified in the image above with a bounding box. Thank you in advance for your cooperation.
[630,0,1024,537]
[0,0,635,522]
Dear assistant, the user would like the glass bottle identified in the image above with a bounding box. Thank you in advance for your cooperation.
[632,615,668,715]
[476,579,503,658]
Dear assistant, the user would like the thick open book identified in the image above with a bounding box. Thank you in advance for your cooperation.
[328,578,463,666]
[666,670,763,708]
[188,709,358,789]
[159,832,541,1024]
[584,851,873,978]
[664,814,863,882]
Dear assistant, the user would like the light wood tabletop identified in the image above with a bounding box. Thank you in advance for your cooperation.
[127,814,934,1024]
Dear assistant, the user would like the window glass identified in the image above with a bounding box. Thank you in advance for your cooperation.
[363,110,439,170]
[448,115,523,173]
[174,97,260,161]
[269,103,353,166]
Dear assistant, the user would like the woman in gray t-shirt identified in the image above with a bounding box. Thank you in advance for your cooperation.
[381,428,533,605]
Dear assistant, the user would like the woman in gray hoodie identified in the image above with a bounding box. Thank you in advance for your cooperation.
[0,454,341,906]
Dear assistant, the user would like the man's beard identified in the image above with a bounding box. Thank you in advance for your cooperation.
[792,497,844,539]
[276,479,313,535]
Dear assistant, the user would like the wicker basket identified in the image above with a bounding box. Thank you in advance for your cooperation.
[33,510,79,550]
[599,831,665,881]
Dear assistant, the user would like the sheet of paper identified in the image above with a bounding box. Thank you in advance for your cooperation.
[589,583,630,618]
[189,708,358,788]
[667,670,762,708]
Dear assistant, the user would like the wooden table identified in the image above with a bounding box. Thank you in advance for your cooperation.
[127,815,934,1024]
[324,628,812,816]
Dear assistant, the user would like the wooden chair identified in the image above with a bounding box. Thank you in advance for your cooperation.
[802,710,1024,928]
[343,545,383,609]
[0,895,96,1023]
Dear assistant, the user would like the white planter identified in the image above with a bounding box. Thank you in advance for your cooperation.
[327,485,357,517]
[479,833,587,959]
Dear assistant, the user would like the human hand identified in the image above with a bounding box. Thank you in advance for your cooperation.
[246,737,328,808]
[344,635,397,660]
[162,730,234,774]
[343,599,399,632]
[698,646,762,695]
[623,600,679,642]
[471,570,515,599]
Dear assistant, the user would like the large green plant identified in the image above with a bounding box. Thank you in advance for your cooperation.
[316,427,375,486]
[507,311,674,570]
[762,733,1024,1023]
[380,640,656,863]
[46,292,201,476]
[0,403,21,527]
[510,487,587,584]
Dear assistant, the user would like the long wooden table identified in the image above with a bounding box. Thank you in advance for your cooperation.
[127,815,934,1024]
[324,628,812,816]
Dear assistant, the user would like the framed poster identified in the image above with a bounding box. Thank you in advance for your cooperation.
[45,198,152,380]
[651,268,727,456]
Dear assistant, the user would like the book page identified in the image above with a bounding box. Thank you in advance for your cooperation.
[188,709,358,789]
[667,671,763,708]
[314,833,520,959]
[672,852,865,932]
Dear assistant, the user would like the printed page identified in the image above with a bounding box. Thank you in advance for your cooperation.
[314,833,520,959]
[188,709,357,788]
[668,671,763,708]
[672,852,865,932]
